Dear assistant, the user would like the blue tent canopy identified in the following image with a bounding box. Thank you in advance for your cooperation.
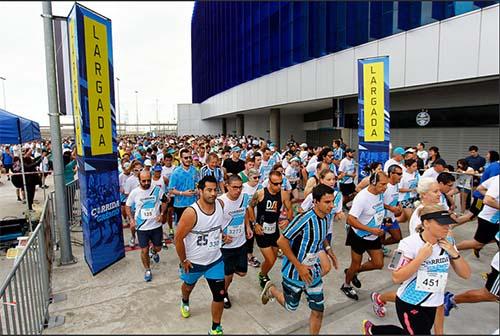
[0,108,41,144]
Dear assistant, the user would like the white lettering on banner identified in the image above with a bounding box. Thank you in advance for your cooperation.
[91,201,120,217]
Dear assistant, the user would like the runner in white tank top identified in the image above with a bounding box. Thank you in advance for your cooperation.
[174,176,227,335]
[218,175,253,309]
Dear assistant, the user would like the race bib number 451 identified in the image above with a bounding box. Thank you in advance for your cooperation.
[416,270,448,293]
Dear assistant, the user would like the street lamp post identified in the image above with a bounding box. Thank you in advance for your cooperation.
[135,90,139,134]
[116,77,121,135]
[155,98,159,130]
[0,76,6,109]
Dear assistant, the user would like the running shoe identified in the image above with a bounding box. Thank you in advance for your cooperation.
[344,268,362,288]
[144,269,152,282]
[261,281,275,305]
[258,273,270,289]
[473,248,481,258]
[382,246,391,257]
[150,249,160,263]
[443,291,457,317]
[208,325,223,335]
[341,284,359,300]
[129,236,136,248]
[362,320,374,335]
[180,300,190,318]
[169,228,175,239]
[223,295,232,309]
[248,256,261,268]
[370,292,386,318]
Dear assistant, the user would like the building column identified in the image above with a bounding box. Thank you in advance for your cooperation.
[269,108,280,149]
[222,118,227,135]
[235,114,244,136]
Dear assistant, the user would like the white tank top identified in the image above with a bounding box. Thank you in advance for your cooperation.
[184,200,223,265]
[219,193,250,249]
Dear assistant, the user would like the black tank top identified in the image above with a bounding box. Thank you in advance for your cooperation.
[256,187,282,225]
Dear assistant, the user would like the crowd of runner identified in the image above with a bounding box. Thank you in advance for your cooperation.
[0,134,498,335]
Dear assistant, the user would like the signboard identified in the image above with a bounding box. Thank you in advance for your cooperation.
[68,3,124,275]
[357,56,390,177]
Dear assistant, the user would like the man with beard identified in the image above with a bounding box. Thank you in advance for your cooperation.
[125,170,167,282]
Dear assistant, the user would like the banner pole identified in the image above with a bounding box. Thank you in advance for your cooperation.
[42,1,75,265]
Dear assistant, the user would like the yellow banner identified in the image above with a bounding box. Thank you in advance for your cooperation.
[69,18,84,156]
[363,62,385,142]
[84,16,112,155]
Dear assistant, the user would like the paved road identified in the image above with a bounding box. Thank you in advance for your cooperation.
[45,208,499,334]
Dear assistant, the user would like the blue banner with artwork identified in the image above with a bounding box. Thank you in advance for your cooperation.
[68,3,124,274]
[357,56,390,178]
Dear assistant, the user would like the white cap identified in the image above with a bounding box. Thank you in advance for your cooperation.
[144,159,152,166]
[300,143,308,148]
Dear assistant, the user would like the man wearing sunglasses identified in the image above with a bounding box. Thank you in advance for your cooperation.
[242,168,262,268]
[381,165,404,256]
[168,148,200,226]
[218,175,253,309]
[247,170,293,289]
[125,170,168,282]
[123,160,143,247]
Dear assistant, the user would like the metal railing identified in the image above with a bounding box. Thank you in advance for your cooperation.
[65,179,81,230]
[51,180,81,252]
[0,193,55,335]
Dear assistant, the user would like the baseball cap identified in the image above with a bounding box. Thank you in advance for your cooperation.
[300,143,308,148]
[144,159,152,167]
[153,164,162,172]
[123,162,131,169]
[393,147,405,155]
[290,157,301,163]
[231,146,241,152]
[405,148,416,153]
[420,210,456,225]
[345,148,356,153]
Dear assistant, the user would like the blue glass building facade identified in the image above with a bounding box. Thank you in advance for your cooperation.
[191,1,497,104]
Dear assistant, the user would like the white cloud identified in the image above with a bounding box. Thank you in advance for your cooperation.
[0,1,193,126]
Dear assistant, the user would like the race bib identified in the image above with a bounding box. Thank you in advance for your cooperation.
[416,270,448,293]
[207,233,221,251]
[302,252,318,266]
[375,211,384,225]
[227,224,244,237]
[141,208,154,219]
[262,221,276,234]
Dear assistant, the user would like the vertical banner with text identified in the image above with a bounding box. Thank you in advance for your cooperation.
[68,3,124,275]
[357,56,390,178]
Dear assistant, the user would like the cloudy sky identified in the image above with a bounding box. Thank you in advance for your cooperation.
[0,1,194,127]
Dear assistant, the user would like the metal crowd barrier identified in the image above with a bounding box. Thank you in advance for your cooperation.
[65,179,81,230]
[51,180,81,251]
[0,193,55,335]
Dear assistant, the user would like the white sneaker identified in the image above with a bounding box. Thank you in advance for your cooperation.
[129,236,136,247]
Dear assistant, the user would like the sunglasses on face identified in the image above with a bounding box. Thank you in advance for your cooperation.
[141,179,151,182]
[182,156,192,160]
[270,181,283,186]
[251,176,260,180]
[392,172,403,176]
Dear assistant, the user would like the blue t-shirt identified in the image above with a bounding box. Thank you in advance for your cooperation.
[168,165,200,208]
[473,161,499,199]
[465,155,486,171]
[2,152,13,165]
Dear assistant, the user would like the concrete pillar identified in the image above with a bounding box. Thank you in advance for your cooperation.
[222,118,227,135]
[269,108,280,149]
[235,114,244,136]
